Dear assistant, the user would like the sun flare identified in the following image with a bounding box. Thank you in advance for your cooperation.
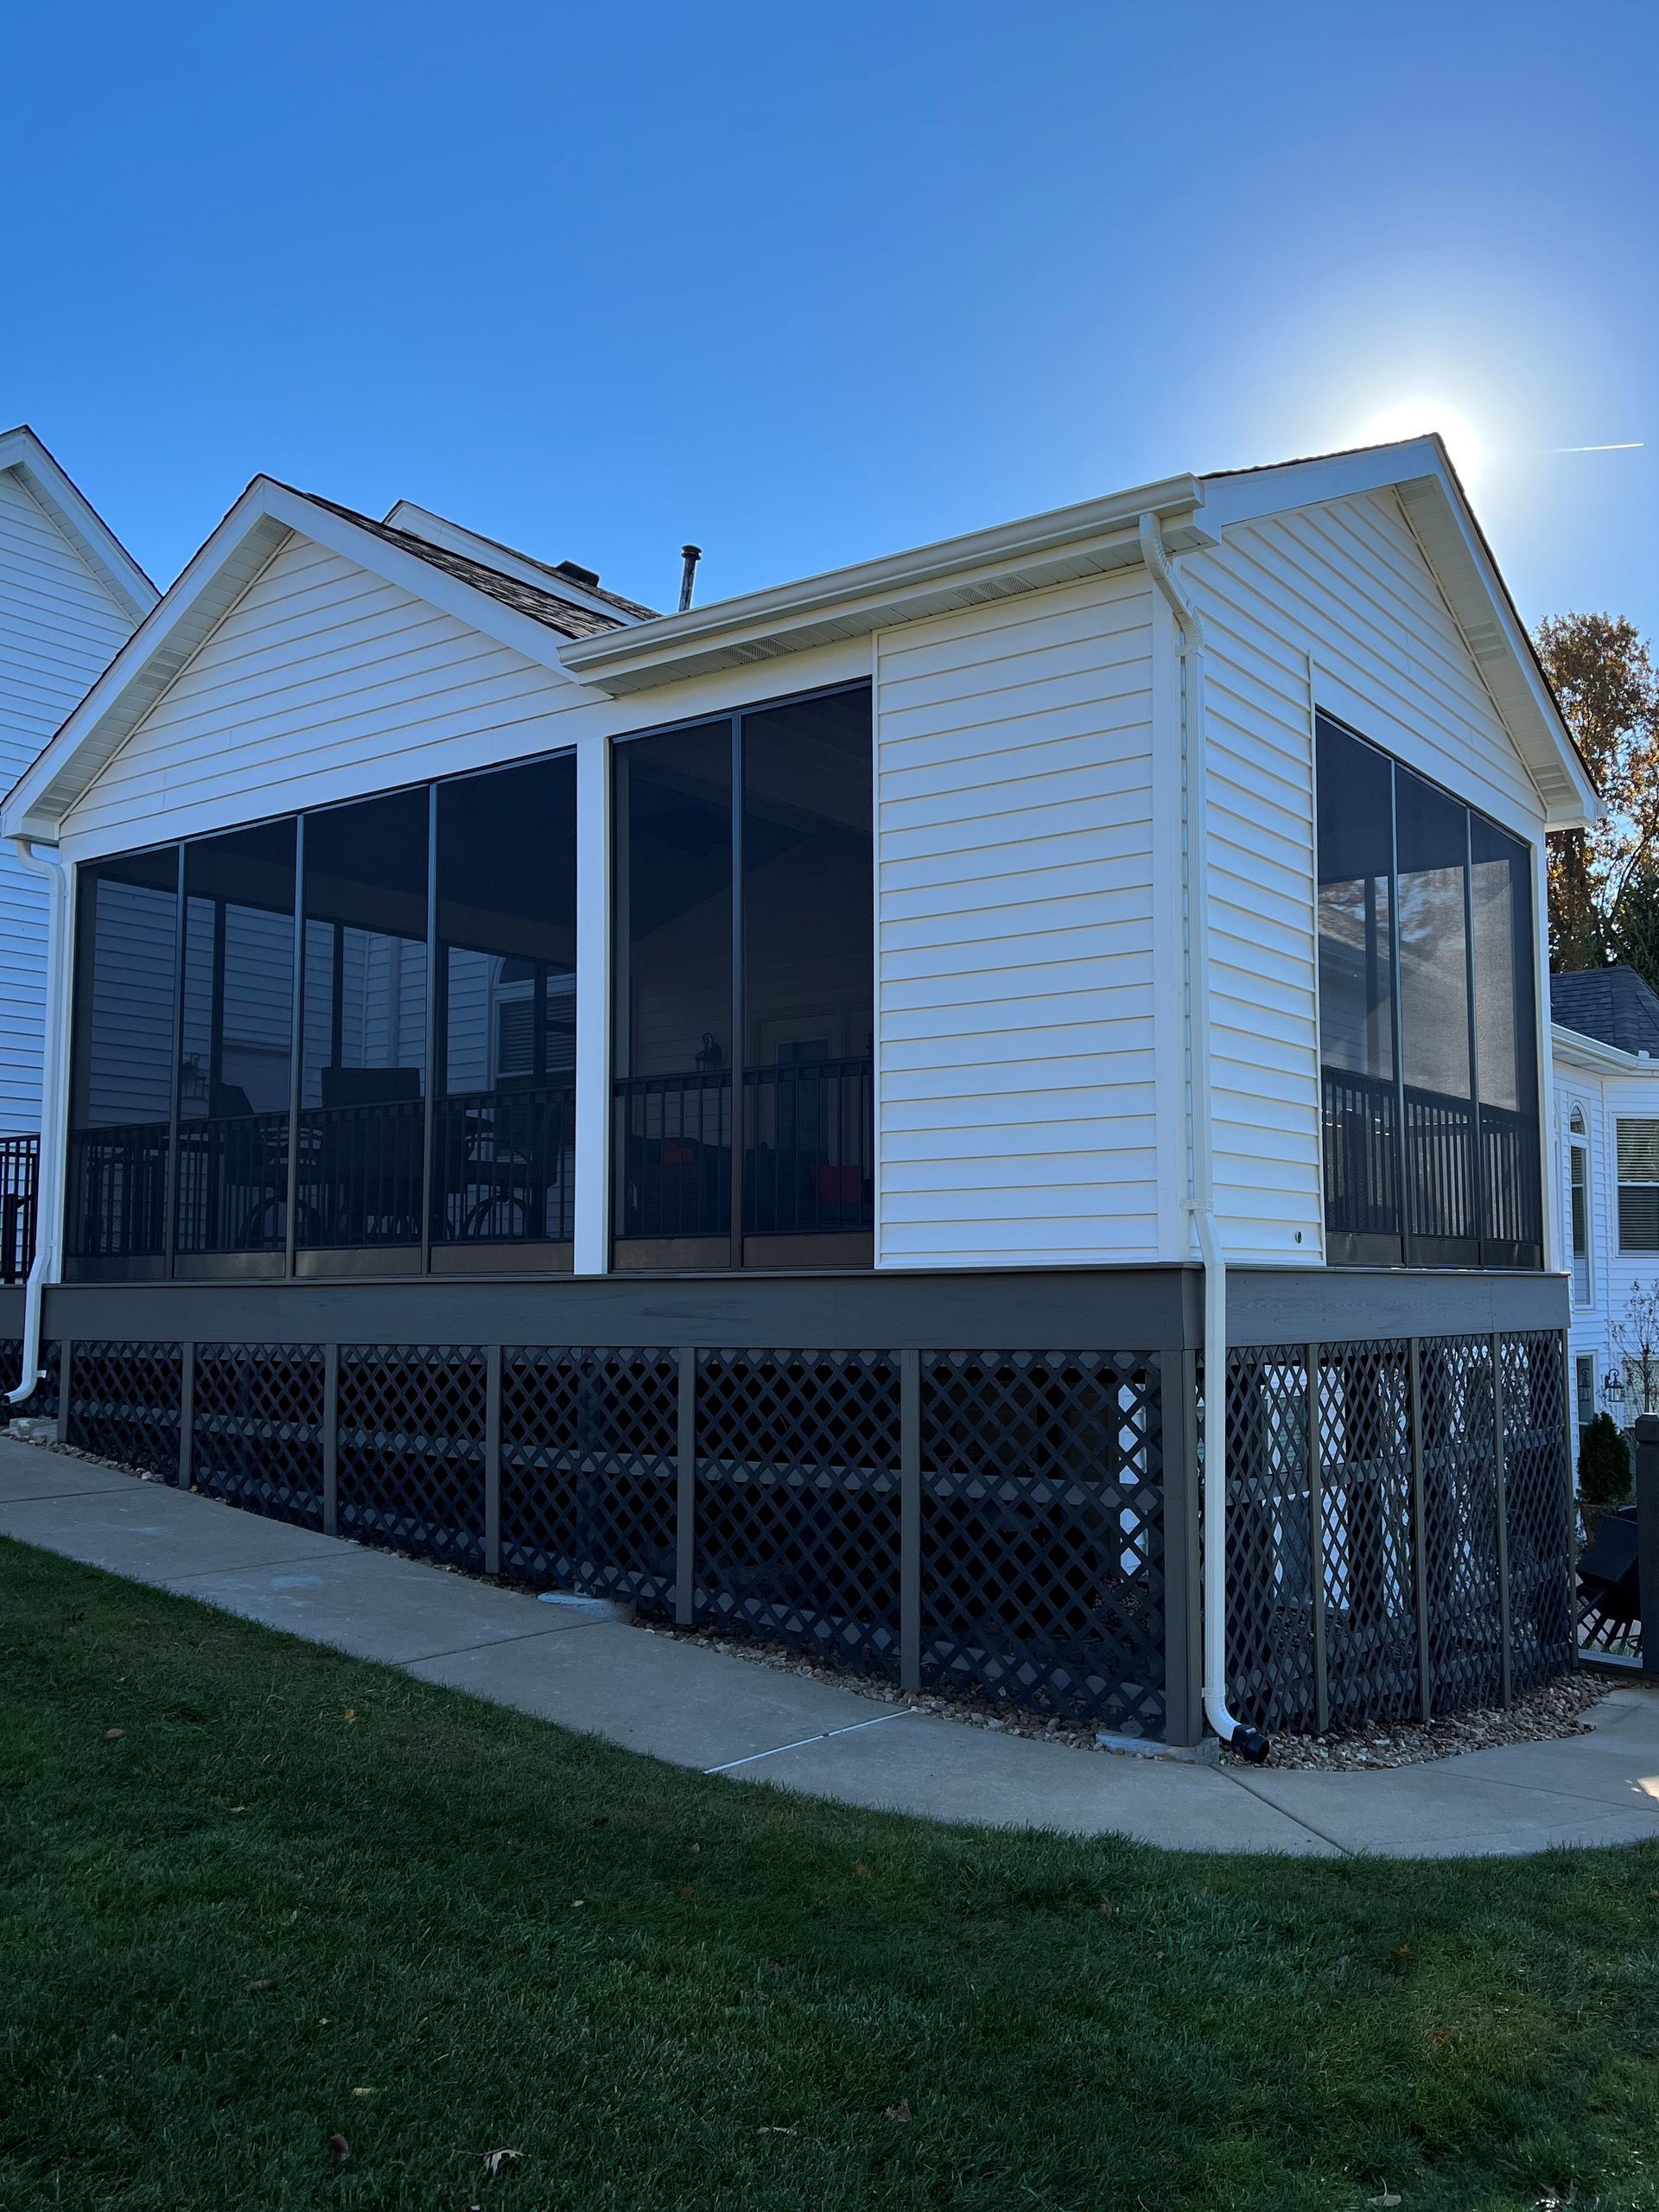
[1357,399,1486,481]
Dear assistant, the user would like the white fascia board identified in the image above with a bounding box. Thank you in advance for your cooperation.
[1202,437,1599,833]
[560,473,1210,696]
[0,425,159,623]
[1,478,589,841]
[382,499,648,626]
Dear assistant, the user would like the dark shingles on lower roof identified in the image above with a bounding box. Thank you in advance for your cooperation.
[288,489,629,641]
[1551,966,1659,1057]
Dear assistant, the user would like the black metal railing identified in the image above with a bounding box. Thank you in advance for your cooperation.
[0,1133,39,1282]
[1402,1085,1478,1245]
[67,1122,170,1259]
[1480,1101,1544,1251]
[745,1058,874,1235]
[615,1058,874,1243]
[615,1070,733,1240]
[175,1112,291,1254]
[1322,1065,1541,1258]
[432,1084,575,1243]
[295,1098,426,1249]
[1319,1067,1400,1239]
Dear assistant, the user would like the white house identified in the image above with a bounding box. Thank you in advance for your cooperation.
[1551,966,1659,1442]
[0,435,1597,1751]
[0,427,156,1136]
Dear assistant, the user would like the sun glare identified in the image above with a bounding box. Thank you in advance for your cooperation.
[1358,400,1486,482]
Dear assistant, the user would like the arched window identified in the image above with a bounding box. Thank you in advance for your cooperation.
[1569,1106,1591,1304]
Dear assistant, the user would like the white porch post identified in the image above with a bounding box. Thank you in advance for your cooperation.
[573,728,612,1275]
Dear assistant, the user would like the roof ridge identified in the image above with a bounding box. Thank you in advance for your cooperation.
[385,501,658,621]
[276,486,627,642]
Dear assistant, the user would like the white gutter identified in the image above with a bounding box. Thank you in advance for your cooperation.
[1136,514,1269,1763]
[6,839,67,1409]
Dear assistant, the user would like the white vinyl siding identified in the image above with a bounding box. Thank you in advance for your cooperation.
[0,468,136,1132]
[874,571,1158,1267]
[60,533,577,852]
[1190,486,1549,1262]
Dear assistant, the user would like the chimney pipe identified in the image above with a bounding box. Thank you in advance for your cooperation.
[678,544,702,614]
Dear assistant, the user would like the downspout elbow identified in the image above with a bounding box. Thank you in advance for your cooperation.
[6,836,67,1411]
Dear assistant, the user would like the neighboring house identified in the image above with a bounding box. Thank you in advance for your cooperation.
[1551,965,1659,1440]
[0,435,1598,1750]
[0,428,157,1137]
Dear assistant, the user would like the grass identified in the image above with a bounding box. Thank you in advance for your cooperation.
[4,1541,1659,2212]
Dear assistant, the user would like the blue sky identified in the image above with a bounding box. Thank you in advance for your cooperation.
[4,1,1655,637]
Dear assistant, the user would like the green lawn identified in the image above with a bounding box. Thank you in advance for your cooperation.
[4,1540,1659,2212]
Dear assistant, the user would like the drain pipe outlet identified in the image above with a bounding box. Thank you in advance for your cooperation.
[6,838,67,1410]
[1136,514,1269,1764]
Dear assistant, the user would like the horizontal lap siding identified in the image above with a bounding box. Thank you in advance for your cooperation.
[1192,487,1547,1262]
[62,535,576,849]
[874,575,1157,1268]
[0,471,136,1132]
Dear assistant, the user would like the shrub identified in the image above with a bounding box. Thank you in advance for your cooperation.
[1580,1410,1632,1510]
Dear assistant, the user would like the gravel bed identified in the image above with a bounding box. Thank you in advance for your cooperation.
[657,1622,1616,1769]
[7,1424,1618,1769]
[1224,1669,1611,1770]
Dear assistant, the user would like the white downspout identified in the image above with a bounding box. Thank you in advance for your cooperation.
[6,838,68,1409]
[1137,514,1269,1762]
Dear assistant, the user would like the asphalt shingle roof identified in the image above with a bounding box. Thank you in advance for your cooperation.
[1551,966,1659,1057]
[293,490,634,642]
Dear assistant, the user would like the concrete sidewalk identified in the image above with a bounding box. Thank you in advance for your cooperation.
[4,1433,1658,1859]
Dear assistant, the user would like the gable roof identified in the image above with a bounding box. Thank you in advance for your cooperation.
[3,435,1599,843]
[0,424,158,625]
[2,474,632,838]
[1551,967,1659,1058]
[1198,438,1594,824]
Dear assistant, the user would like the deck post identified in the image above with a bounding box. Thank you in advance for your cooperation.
[484,1344,502,1577]
[322,1342,340,1539]
[676,1347,696,1626]
[1564,1332,1580,1650]
[1408,1336,1432,1722]
[178,1342,195,1491]
[1491,1332,1512,1706]
[56,1338,71,1446]
[1306,1342,1328,1735]
[1635,1416,1659,1680]
[900,1348,921,1695]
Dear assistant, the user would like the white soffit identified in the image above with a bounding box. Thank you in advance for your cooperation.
[558,474,1210,696]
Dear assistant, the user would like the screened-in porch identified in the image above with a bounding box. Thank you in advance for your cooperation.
[63,682,874,1281]
[1316,713,1546,1271]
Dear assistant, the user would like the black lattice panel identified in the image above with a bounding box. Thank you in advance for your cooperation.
[694,1351,902,1675]
[918,1350,1164,1733]
[192,1344,326,1531]
[338,1345,487,1570]
[67,1340,182,1476]
[1500,1331,1573,1691]
[1420,1334,1503,1711]
[1316,1339,1421,1726]
[1224,1346,1318,1732]
[501,1347,678,1614]
[1,1338,62,1417]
